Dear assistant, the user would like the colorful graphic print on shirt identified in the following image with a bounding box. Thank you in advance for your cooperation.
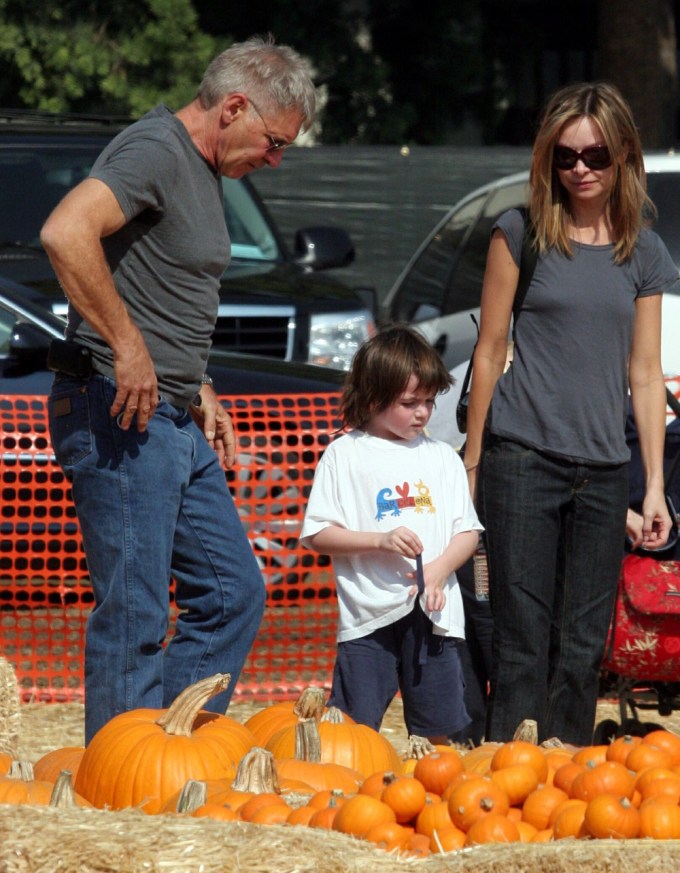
[375,480,436,521]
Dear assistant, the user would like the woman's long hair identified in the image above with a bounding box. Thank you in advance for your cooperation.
[529,81,655,263]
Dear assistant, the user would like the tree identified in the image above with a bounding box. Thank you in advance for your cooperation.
[0,0,218,115]
[597,0,677,148]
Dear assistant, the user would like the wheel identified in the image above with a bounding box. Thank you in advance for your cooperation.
[593,718,619,744]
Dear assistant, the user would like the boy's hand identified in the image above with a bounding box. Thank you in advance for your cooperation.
[379,526,423,558]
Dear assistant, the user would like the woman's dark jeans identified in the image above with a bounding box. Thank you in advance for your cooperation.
[480,435,628,745]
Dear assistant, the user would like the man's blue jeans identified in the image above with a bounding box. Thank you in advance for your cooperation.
[48,374,265,742]
[479,435,628,745]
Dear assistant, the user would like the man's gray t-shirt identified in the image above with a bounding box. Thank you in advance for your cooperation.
[67,105,230,407]
[488,208,679,464]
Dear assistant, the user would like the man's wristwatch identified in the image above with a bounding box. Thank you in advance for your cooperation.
[191,374,213,407]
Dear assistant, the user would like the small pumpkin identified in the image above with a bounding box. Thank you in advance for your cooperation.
[641,729,680,766]
[583,793,640,839]
[550,798,587,839]
[490,763,539,807]
[413,749,464,796]
[75,674,257,814]
[447,776,510,832]
[429,824,466,853]
[364,820,413,852]
[381,773,427,823]
[464,812,520,846]
[414,797,455,838]
[521,784,568,831]
[570,760,635,802]
[332,793,397,838]
[490,741,548,783]
[639,798,680,839]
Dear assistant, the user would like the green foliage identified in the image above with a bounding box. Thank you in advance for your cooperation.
[0,0,220,115]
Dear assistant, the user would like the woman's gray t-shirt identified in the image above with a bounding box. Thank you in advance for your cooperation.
[488,208,679,464]
[67,105,230,407]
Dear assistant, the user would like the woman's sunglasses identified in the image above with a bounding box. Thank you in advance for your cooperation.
[553,144,612,171]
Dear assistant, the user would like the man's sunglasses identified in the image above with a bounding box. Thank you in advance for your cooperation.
[553,144,612,171]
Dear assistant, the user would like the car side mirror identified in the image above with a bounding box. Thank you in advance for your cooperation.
[293,226,355,270]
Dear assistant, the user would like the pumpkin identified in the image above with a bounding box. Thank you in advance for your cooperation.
[332,793,397,838]
[464,812,520,845]
[490,740,548,783]
[405,831,431,857]
[583,793,640,839]
[0,752,12,777]
[625,742,673,773]
[414,797,455,837]
[308,795,344,829]
[268,711,401,779]
[244,687,329,747]
[33,746,86,783]
[639,798,680,839]
[191,802,239,821]
[359,769,398,798]
[286,804,318,826]
[429,824,466,853]
[447,776,510,832]
[570,761,635,802]
[248,803,292,825]
[381,773,427,822]
[490,763,539,807]
[0,762,90,807]
[606,734,642,765]
[572,744,609,768]
[521,784,568,831]
[365,820,413,852]
[413,749,464,796]
[638,772,680,804]
[641,729,680,765]
[74,674,257,814]
[550,798,587,839]
[552,761,586,795]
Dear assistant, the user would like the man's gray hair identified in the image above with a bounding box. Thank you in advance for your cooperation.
[198,35,316,131]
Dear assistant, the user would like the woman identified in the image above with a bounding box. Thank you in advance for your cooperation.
[463,82,677,745]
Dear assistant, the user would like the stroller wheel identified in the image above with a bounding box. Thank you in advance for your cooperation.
[642,721,665,735]
[620,717,646,737]
[593,718,619,744]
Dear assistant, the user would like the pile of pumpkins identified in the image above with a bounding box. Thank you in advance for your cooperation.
[3,673,680,857]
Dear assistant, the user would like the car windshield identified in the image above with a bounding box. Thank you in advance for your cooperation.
[0,144,280,264]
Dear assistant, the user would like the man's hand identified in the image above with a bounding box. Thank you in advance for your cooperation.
[190,384,236,468]
[110,331,158,432]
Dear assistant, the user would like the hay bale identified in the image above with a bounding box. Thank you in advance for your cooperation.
[0,805,679,873]
[0,657,20,756]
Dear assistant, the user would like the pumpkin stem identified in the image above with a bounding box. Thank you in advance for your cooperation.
[8,760,34,781]
[320,706,346,725]
[175,779,208,813]
[49,770,79,809]
[292,687,327,721]
[155,673,231,737]
[512,719,538,744]
[231,747,281,794]
[293,718,322,763]
[541,736,567,749]
[405,735,437,760]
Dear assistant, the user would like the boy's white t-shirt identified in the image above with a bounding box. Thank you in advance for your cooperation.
[299,430,483,643]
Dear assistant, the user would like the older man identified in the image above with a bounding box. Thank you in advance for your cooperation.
[41,36,316,742]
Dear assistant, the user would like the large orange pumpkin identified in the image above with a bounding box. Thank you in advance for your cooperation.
[266,708,402,778]
[74,674,257,814]
[244,687,331,747]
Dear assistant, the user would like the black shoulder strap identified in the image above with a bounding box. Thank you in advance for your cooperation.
[512,206,538,324]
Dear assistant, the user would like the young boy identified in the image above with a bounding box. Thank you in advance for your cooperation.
[299,325,482,743]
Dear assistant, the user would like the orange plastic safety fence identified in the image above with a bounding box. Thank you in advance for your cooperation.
[0,392,342,703]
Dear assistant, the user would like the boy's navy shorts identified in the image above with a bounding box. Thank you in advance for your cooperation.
[328,600,470,737]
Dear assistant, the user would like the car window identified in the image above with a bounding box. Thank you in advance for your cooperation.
[221,177,280,262]
[443,181,529,314]
[647,173,680,270]
[390,193,488,322]
[0,146,96,246]
[0,304,17,355]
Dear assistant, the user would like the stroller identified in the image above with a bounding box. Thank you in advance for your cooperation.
[595,386,680,742]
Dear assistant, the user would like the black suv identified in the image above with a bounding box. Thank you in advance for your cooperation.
[0,110,375,371]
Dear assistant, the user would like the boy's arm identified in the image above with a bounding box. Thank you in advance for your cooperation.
[418,529,480,612]
[306,524,423,560]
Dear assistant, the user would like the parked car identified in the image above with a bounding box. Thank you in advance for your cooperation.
[381,153,680,377]
[0,109,375,371]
